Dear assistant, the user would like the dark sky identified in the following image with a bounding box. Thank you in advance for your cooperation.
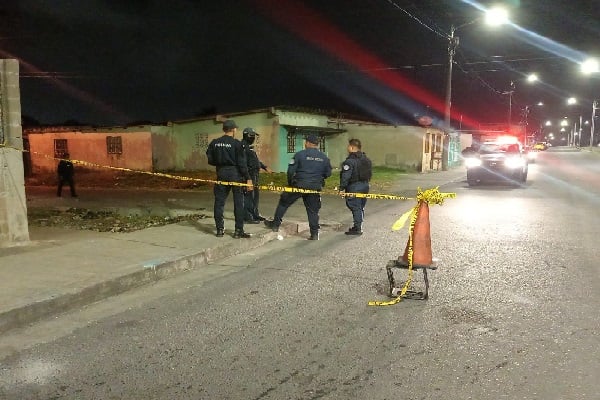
[1,0,598,129]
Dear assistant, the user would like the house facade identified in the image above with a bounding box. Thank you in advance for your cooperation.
[26,126,153,174]
[25,107,448,176]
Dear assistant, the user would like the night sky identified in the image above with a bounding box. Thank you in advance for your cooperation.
[1,0,598,130]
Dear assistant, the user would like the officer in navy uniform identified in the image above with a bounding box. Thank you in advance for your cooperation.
[206,119,253,238]
[265,134,332,240]
[339,138,372,235]
[241,127,272,223]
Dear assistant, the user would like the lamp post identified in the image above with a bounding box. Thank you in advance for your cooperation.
[521,101,543,146]
[591,100,598,150]
[442,6,508,170]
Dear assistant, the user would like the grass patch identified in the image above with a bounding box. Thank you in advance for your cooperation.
[258,165,410,192]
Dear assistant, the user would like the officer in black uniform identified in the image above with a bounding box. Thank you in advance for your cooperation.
[206,119,253,238]
[265,134,332,240]
[241,127,272,223]
[339,138,372,235]
[57,153,77,197]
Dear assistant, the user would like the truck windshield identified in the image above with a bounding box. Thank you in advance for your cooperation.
[479,144,518,154]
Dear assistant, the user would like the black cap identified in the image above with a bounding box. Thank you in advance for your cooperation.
[222,119,238,132]
[305,134,319,145]
[243,127,258,137]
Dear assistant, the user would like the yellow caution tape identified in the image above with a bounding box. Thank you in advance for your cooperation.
[368,187,456,307]
[1,144,421,200]
[2,143,458,306]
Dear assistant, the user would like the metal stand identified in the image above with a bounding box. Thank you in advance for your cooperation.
[386,258,438,300]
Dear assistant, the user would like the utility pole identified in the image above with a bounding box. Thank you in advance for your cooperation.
[507,81,515,128]
[578,114,583,148]
[591,100,598,150]
[443,25,459,171]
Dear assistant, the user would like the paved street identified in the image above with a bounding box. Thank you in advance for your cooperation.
[1,149,599,399]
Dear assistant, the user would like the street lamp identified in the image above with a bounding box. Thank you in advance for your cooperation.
[590,100,598,150]
[581,58,599,75]
[442,6,509,170]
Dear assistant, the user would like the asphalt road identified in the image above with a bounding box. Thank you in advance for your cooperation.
[2,148,599,400]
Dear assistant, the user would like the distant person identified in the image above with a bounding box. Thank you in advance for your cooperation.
[339,139,372,235]
[206,119,253,239]
[264,134,332,240]
[57,153,77,197]
[241,127,272,223]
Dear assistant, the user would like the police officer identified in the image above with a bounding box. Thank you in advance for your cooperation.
[206,119,253,238]
[339,138,372,235]
[241,127,272,223]
[264,134,332,240]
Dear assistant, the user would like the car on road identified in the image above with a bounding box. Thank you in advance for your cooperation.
[464,139,529,186]
[533,142,548,151]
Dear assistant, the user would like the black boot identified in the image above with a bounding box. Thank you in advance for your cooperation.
[233,230,252,239]
[264,219,280,232]
[345,226,363,235]
[308,231,319,240]
[216,228,224,237]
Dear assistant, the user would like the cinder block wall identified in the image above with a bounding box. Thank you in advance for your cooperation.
[0,59,30,245]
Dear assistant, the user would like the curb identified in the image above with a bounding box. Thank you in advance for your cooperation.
[0,222,300,335]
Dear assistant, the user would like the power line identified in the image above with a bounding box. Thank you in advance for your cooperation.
[384,0,447,39]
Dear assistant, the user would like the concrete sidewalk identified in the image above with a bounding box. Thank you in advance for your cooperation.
[0,168,466,334]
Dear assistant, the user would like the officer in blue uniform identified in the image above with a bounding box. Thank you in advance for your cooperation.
[265,134,332,240]
[339,138,372,235]
[206,119,253,238]
[241,127,272,223]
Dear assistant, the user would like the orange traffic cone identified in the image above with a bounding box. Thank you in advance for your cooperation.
[401,201,433,266]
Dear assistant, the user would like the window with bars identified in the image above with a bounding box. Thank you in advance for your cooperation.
[287,132,296,153]
[194,132,209,150]
[318,136,326,152]
[106,136,123,154]
[54,139,68,158]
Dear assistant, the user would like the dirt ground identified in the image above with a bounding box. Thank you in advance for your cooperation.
[26,169,214,232]
[26,169,215,191]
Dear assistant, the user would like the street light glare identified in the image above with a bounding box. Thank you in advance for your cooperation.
[485,7,509,26]
[545,120,552,126]
[581,58,599,75]
[567,97,577,105]
[527,73,538,83]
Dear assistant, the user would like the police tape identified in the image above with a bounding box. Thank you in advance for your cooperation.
[368,187,456,307]
[1,144,418,200]
[367,205,419,306]
[3,144,457,306]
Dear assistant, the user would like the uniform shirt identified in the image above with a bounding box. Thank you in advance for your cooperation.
[242,140,267,173]
[206,135,249,180]
[339,151,372,190]
[287,147,332,191]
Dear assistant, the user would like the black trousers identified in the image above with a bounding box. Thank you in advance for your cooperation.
[273,191,321,233]
[345,181,369,229]
[244,171,260,220]
[57,176,76,197]
[214,169,245,231]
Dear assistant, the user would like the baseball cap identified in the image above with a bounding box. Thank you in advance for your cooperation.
[222,119,238,132]
[305,134,319,144]
[243,127,259,136]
